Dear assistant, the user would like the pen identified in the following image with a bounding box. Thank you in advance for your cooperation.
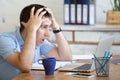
[100,54,112,73]
[93,54,101,65]
[93,54,106,72]
[98,51,107,73]
[99,51,111,73]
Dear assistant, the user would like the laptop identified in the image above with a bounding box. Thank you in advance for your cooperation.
[58,36,114,72]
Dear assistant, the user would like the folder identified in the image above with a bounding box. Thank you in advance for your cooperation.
[70,0,76,24]
[76,0,82,24]
[82,0,89,25]
[64,0,70,24]
[75,0,77,24]
[89,0,96,25]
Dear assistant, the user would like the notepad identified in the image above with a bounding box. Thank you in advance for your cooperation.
[32,61,71,70]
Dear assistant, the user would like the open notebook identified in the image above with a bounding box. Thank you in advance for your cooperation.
[32,61,71,70]
[32,54,94,70]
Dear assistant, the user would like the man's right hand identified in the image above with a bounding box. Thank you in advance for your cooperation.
[21,7,46,32]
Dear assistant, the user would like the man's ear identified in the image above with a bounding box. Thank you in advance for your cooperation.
[21,21,27,28]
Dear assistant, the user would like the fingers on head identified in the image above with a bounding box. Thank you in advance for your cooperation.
[38,11,46,18]
[30,7,35,17]
[35,8,44,16]
[30,7,47,18]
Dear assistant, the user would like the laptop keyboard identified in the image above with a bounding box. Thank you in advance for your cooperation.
[73,64,92,71]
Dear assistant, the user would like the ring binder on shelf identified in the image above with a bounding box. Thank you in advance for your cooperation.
[82,0,89,25]
[64,0,70,24]
[89,0,96,25]
[76,0,82,24]
[63,0,96,25]
[70,0,76,24]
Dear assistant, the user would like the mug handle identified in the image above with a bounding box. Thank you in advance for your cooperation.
[37,59,43,64]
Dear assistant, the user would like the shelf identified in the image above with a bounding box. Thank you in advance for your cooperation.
[61,24,120,32]
[50,41,120,45]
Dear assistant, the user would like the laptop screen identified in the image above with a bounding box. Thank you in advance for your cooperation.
[95,36,114,57]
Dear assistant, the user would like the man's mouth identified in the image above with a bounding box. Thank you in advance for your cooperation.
[42,39,45,41]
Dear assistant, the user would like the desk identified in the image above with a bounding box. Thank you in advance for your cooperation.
[13,55,120,80]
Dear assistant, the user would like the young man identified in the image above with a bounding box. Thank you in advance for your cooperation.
[0,4,72,80]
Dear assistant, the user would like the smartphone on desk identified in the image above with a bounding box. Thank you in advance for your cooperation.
[67,72,94,78]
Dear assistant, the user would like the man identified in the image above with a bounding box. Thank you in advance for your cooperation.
[0,4,72,80]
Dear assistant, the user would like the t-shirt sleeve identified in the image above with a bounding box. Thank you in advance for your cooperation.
[40,40,56,55]
[0,35,17,59]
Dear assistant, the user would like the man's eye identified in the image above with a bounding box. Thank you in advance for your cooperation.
[41,26,46,29]
[44,26,49,29]
[41,25,50,29]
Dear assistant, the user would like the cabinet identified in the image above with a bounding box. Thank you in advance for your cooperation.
[48,24,120,55]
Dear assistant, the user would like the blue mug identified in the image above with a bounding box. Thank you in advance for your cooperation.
[41,57,56,75]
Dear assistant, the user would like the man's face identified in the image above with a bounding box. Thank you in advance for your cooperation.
[36,17,52,46]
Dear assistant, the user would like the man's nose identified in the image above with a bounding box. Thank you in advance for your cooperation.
[45,29,50,37]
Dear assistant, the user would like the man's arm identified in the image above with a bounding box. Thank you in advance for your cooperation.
[45,31,72,61]
[6,7,46,72]
[6,30,37,72]
[44,8,72,61]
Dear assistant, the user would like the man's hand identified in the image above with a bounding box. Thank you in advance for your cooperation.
[45,8,59,30]
[21,7,46,32]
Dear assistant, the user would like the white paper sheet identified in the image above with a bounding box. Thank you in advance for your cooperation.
[72,54,93,60]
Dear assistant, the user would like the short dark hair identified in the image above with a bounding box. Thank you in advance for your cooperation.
[20,4,52,32]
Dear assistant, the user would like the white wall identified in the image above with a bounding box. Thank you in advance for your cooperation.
[0,0,114,32]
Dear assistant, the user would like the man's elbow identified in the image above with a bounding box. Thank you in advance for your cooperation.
[22,68,31,73]
[20,65,31,73]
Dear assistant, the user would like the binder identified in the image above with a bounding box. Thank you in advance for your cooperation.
[64,0,96,25]
[64,0,70,24]
[76,0,82,24]
[89,0,96,25]
[75,0,77,24]
[70,0,76,24]
[82,0,89,25]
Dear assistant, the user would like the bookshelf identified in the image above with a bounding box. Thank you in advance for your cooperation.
[61,0,120,45]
